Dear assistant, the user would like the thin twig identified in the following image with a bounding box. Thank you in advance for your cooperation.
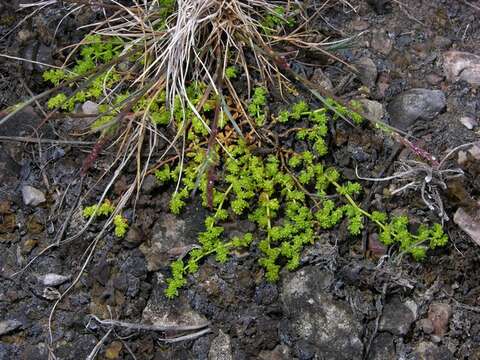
[89,315,210,332]
[0,136,95,145]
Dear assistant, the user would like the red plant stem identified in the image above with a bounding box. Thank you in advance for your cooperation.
[393,133,440,168]
[80,136,108,176]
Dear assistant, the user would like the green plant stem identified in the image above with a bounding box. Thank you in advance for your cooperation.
[330,180,430,256]
[182,183,234,274]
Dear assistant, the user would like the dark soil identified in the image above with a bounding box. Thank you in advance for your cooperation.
[1,1,480,359]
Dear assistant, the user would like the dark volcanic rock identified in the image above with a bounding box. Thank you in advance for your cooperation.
[280,267,363,360]
[387,88,446,130]
[379,296,418,336]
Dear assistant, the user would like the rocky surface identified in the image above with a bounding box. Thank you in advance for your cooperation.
[281,267,363,359]
[379,297,418,336]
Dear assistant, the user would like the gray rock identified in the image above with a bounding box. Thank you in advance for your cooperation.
[454,207,480,246]
[259,345,291,360]
[81,101,99,115]
[124,225,144,248]
[459,116,477,130]
[310,68,333,92]
[425,73,444,86]
[208,330,233,360]
[35,44,53,71]
[379,297,417,335]
[369,333,396,360]
[21,185,46,206]
[358,99,384,120]
[280,267,363,360]
[387,88,446,130]
[355,57,378,87]
[142,276,207,328]
[141,174,159,194]
[38,273,71,287]
[371,29,393,56]
[433,36,452,49]
[0,343,18,360]
[0,320,22,336]
[443,51,480,86]
[294,340,316,360]
[139,214,188,271]
[413,342,453,360]
[419,318,434,334]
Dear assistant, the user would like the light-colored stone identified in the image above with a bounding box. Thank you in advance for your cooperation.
[428,303,451,336]
[208,330,233,360]
[0,320,22,336]
[358,99,384,120]
[21,185,46,206]
[419,318,434,334]
[371,30,393,56]
[457,151,468,165]
[310,68,333,92]
[443,51,480,86]
[39,273,71,287]
[468,145,480,160]
[454,207,480,246]
[459,116,477,130]
[82,101,99,115]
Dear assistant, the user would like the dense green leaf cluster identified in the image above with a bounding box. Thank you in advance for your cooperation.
[248,87,268,126]
[43,36,219,131]
[260,6,296,34]
[159,98,448,298]
[82,200,129,238]
[44,35,124,112]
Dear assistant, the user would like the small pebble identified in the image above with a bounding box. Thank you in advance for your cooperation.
[21,185,46,207]
[351,18,369,31]
[426,73,444,86]
[39,273,71,287]
[457,151,468,165]
[459,116,477,130]
[428,303,451,337]
[468,145,480,160]
[82,101,99,115]
[0,320,22,336]
[419,318,434,334]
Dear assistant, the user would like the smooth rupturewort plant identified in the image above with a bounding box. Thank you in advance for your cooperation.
[151,91,448,298]
[40,5,448,299]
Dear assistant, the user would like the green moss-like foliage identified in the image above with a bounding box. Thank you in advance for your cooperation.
[82,200,129,238]
[42,12,447,299]
[159,98,448,298]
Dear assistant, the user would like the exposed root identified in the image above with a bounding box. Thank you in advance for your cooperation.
[356,158,464,222]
